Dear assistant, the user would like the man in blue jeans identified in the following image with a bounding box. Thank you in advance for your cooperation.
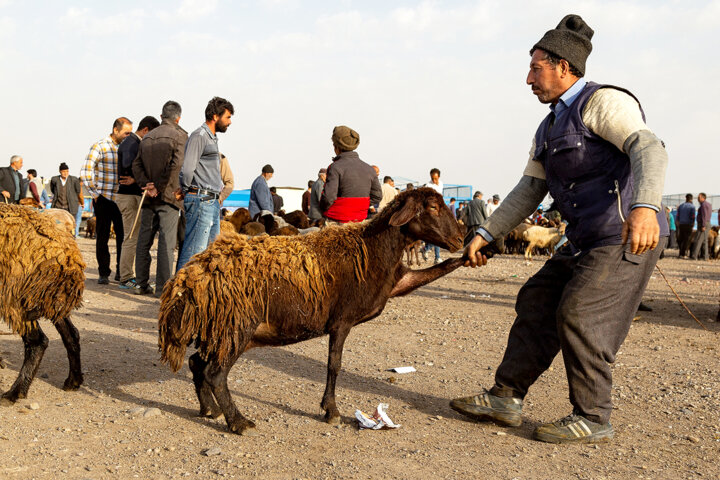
[176,96,234,270]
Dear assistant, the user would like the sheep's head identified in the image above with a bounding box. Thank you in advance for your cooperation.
[387,187,464,252]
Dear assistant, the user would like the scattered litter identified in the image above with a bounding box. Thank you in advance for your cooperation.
[387,366,416,374]
[510,274,518,278]
[440,295,449,299]
[355,403,401,430]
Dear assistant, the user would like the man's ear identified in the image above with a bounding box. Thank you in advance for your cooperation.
[389,196,421,227]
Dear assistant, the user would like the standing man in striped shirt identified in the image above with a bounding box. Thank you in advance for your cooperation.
[81,117,133,285]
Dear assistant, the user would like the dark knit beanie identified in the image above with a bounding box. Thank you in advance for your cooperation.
[533,14,593,76]
[59,162,69,171]
[331,126,360,151]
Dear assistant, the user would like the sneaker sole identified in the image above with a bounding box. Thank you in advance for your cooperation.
[449,401,522,427]
[532,429,614,444]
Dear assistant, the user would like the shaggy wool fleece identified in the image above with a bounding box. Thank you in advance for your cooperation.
[0,205,85,334]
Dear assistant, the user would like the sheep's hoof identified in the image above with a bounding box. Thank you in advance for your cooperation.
[0,396,16,406]
[228,419,257,436]
[324,410,342,425]
[62,375,83,391]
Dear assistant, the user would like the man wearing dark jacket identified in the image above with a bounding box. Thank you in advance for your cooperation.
[132,101,187,296]
[321,126,382,223]
[463,191,488,245]
[0,155,24,204]
[116,115,160,289]
[50,162,82,218]
[690,192,712,261]
[676,193,695,258]
[309,168,326,221]
[248,164,275,232]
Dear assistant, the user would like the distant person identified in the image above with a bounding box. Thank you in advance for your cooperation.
[367,165,381,218]
[690,192,712,261]
[378,176,397,210]
[0,155,24,204]
[666,206,677,249]
[486,194,501,215]
[424,168,444,263]
[50,163,83,233]
[81,117,133,284]
[321,126,382,223]
[405,183,414,191]
[248,164,275,232]
[116,115,160,289]
[177,96,234,270]
[270,186,284,214]
[448,197,457,217]
[302,180,313,215]
[132,100,187,296]
[464,191,488,246]
[24,169,48,208]
[676,193,695,258]
[308,168,326,221]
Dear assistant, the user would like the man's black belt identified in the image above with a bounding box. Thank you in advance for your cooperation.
[187,188,220,199]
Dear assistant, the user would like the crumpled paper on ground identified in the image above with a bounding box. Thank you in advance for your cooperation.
[355,403,401,430]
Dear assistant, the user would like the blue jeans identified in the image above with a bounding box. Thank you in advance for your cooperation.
[75,205,83,237]
[426,243,440,260]
[176,194,220,271]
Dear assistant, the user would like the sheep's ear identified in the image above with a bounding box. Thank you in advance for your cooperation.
[389,197,421,227]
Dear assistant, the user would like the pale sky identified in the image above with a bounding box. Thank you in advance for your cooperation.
[1,0,717,198]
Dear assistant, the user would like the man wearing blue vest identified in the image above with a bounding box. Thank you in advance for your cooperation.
[451,14,668,443]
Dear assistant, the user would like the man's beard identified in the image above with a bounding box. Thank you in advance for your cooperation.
[216,122,229,133]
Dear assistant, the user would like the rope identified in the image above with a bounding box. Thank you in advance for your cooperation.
[655,264,710,332]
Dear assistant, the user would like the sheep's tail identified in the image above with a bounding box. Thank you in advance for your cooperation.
[158,281,197,372]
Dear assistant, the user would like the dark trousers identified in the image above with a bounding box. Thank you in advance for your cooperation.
[491,239,665,424]
[135,204,179,293]
[691,223,710,260]
[93,195,124,278]
[668,230,677,249]
[677,224,693,257]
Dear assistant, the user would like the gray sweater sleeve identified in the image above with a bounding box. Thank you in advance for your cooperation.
[480,175,548,240]
[623,130,667,209]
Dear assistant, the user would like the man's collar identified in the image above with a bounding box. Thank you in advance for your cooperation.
[551,78,587,113]
[201,123,217,139]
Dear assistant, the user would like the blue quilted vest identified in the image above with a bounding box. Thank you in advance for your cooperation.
[534,82,669,250]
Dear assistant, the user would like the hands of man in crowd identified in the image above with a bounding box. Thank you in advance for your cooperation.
[118,176,135,186]
[1,191,9,199]
[463,234,489,268]
[622,207,660,255]
[143,182,158,198]
[174,188,184,201]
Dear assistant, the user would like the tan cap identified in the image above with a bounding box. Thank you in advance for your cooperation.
[331,126,360,151]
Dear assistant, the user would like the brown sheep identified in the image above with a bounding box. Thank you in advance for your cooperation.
[404,240,423,266]
[270,225,299,236]
[282,210,310,229]
[85,216,97,238]
[157,188,464,435]
[240,221,265,236]
[228,208,251,233]
[0,205,85,404]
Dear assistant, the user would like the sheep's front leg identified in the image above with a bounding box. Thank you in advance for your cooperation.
[53,317,83,391]
[321,327,351,425]
[1,322,48,405]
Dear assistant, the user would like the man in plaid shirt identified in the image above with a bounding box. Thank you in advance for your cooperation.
[81,117,133,284]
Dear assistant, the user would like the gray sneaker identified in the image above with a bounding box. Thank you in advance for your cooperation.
[449,389,523,427]
[533,413,614,444]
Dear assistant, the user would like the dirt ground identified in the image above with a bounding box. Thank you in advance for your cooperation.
[1,237,718,479]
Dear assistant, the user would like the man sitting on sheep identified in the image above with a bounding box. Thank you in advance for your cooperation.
[453,14,669,444]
